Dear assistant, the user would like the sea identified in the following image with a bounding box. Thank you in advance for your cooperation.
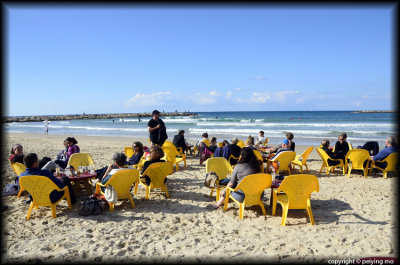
[4,111,397,147]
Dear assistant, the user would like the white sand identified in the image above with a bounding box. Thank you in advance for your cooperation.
[1,132,397,263]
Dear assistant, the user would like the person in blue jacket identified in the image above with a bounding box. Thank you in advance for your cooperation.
[371,136,398,169]
[19,153,76,204]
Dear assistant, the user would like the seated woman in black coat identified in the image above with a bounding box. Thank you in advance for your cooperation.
[321,139,342,166]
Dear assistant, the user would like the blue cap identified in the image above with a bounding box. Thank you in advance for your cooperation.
[281,139,289,145]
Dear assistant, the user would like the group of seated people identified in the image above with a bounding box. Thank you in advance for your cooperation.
[8,137,81,204]
[321,134,398,170]
[8,130,398,212]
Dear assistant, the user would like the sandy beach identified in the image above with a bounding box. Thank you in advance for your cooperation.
[1,132,397,263]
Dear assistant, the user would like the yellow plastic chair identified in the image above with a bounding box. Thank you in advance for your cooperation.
[223,173,271,219]
[95,169,139,211]
[162,140,184,155]
[133,155,148,171]
[268,151,296,175]
[237,139,246,149]
[370,152,398,178]
[19,175,72,220]
[316,148,346,175]
[218,142,224,147]
[206,157,233,201]
[253,150,265,173]
[345,149,371,178]
[134,162,174,199]
[67,153,96,170]
[10,162,27,197]
[124,147,134,159]
[291,147,314,174]
[262,138,269,146]
[272,174,319,226]
[162,146,186,171]
[194,139,210,156]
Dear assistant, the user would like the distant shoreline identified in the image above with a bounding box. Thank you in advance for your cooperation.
[2,111,198,123]
[351,110,395,113]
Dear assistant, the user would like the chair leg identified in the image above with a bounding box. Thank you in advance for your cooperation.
[239,202,245,219]
[383,170,387,179]
[17,188,24,197]
[272,193,277,216]
[347,167,352,178]
[281,205,288,226]
[128,195,135,209]
[260,202,266,215]
[134,181,138,194]
[223,191,230,211]
[175,162,179,171]
[216,188,220,201]
[307,200,315,225]
[209,188,214,198]
[26,202,35,220]
[164,186,170,198]
[109,203,114,212]
[300,166,303,174]
[51,205,57,218]
[145,186,150,200]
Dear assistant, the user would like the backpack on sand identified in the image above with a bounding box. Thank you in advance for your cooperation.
[204,171,218,188]
[79,195,105,216]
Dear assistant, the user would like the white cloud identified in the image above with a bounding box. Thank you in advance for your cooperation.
[353,100,362,106]
[255,76,266,80]
[209,91,217,96]
[274,90,299,101]
[125,91,172,106]
[234,87,243,91]
[248,92,271,104]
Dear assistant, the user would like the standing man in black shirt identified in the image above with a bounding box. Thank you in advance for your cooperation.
[148,110,168,146]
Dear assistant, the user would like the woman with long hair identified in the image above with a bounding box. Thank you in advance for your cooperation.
[213,147,261,209]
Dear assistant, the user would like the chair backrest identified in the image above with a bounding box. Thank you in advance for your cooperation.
[345,149,370,169]
[67,153,95,170]
[237,139,245,149]
[162,141,176,148]
[218,142,224,147]
[316,148,329,164]
[381,152,399,171]
[271,151,296,169]
[142,162,174,188]
[201,139,210,147]
[124,147,134,158]
[205,157,232,180]
[277,174,319,209]
[235,173,271,206]
[162,146,180,163]
[300,146,314,165]
[19,175,62,206]
[104,169,139,198]
[263,138,269,146]
[348,142,353,150]
[11,162,26,176]
[253,150,264,171]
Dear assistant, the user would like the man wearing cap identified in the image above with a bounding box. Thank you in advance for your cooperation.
[148,110,168,146]
[267,139,292,173]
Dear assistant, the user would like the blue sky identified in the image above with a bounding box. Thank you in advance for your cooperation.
[5,4,396,116]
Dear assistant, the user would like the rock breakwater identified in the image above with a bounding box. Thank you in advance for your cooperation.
[3,112,198,123]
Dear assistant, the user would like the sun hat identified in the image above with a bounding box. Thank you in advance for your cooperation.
[281,139,289,145]
[152,110,161,115]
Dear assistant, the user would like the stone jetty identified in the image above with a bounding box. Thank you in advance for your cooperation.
[351,110,395,113]
[3,111,198,123]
